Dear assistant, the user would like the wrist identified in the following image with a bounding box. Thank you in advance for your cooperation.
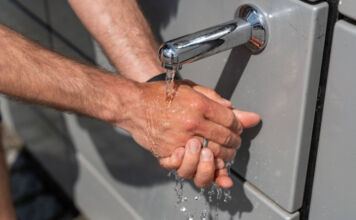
[86,71,141,126]
[116,60,166,83]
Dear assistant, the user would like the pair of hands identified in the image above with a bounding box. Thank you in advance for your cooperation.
[119,80,260,188]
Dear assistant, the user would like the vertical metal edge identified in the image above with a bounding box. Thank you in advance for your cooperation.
[300,0,340,219]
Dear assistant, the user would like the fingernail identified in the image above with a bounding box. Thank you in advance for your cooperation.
[232,109,239,117]
[222,98,232,105]
[201,149,213,161]
[188,140,200,153]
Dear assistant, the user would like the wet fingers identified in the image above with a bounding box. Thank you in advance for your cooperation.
[158,147,185,170]
[194,148,215,188]
[177,138,202,179]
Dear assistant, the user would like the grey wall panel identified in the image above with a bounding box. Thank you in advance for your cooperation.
[0,0,50,47]
[229,1,327,212]
[309,20,356,220]
[47,1,95,62]
[62,112,302,220]
[150,0,328,212]
[339,0,356,21]
[15,0,47,22]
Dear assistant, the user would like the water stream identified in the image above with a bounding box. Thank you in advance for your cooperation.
[165,70,234,219]
[165,69,176,103]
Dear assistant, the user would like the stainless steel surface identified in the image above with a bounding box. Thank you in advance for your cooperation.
[159,4,267,71]
[309,20,356,220]
[339,0,356,21]
[165,0,328,212]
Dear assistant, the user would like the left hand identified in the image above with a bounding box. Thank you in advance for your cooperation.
[158,82,261,188]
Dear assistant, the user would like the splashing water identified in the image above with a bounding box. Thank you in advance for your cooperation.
[168,160,235,220]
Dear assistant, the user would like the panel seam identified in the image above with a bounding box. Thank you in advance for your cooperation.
[300,1,340,219]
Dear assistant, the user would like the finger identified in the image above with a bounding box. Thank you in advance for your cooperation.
[177,138,202,179]
[233,109,261,129]
[203,100,238,131]
[158,147,185,170]
[208,142,237,161]
[194,137,238,161]
[196,121,241,148]
[194,148,215,188]
[192,85,232,108]
[215,158,225,169]
[215,168,234,188]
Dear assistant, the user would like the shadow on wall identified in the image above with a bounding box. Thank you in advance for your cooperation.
[137,0,180,43]
[5,0,262,218]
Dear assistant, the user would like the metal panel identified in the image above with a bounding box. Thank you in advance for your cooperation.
[229,0,328,212]
[339,0,356,21]
[58,112,303,220]
[309,20,356,220]
[152,0,328,212]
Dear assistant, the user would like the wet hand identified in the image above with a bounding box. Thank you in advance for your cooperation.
[159,138,233,188]
[119,80,242,158]
[157,102,261,189]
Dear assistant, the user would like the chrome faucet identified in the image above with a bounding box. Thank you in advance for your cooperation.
[158,4,268,72]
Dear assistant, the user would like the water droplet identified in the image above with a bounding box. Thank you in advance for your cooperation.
[187,214,194,220]
[223,189,232,203]
[200,209,208,220]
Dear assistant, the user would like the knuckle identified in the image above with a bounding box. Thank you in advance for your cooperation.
[190,98,207,112]
[212,145,222,157]
[183,117,200,131]
[223,133,232,146]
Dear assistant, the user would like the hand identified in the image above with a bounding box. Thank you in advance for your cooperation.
[157,82,260,189]
[159,109,260,189]
[159,138,232,188]
[118,80,241,158]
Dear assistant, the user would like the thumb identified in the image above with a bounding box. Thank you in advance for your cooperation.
[233,109,261,128]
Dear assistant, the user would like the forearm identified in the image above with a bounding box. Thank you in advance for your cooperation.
[0,24,138,124]
[69,0,165,82]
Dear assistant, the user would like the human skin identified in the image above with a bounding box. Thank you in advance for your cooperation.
[0,23,256,188]
[68,0,261,188]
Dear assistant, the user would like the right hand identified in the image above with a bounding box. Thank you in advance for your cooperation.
[117,80,241,158]
[159,110,261,189]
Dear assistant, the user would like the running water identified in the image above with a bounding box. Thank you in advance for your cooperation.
[165,69,176,103]
[165,69,234,219]
[168,160,235,220]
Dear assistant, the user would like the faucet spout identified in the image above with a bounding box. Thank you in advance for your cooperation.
[158,4,268,71]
